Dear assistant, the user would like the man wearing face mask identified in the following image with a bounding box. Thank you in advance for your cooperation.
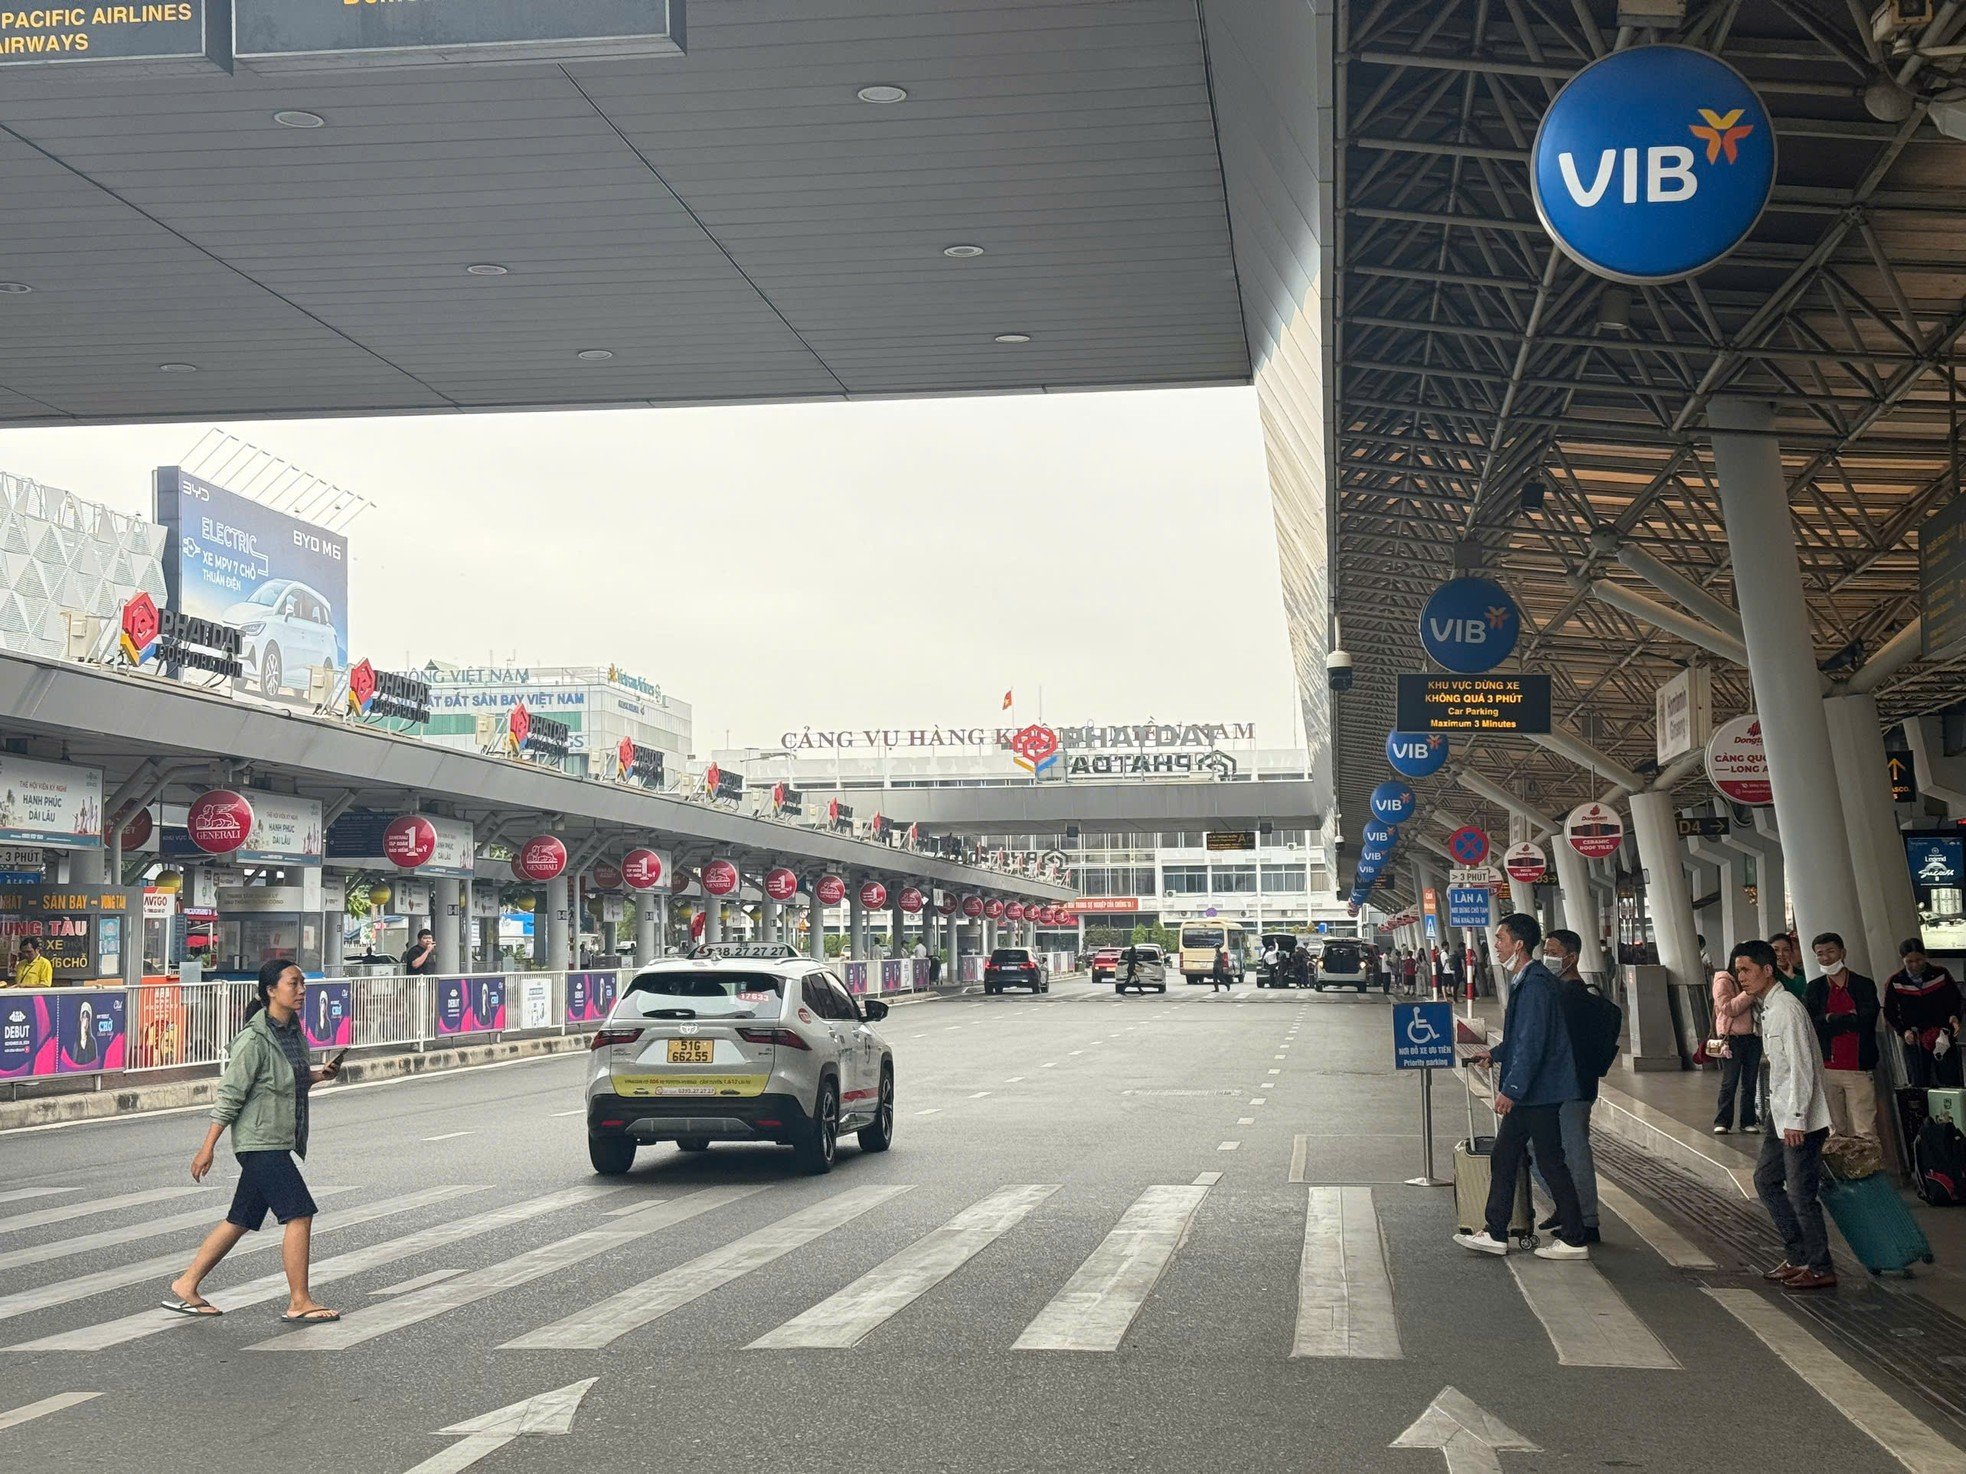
[1530,929,1621,1244]
[1803,932,1880,1144]
[1455,912,1589,1259]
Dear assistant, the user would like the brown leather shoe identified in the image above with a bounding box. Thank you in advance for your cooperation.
[1784,1269,1838,1291]
[1761,1262,1800,1281]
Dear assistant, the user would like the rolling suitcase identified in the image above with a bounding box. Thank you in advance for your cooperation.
[1820,1165,1934,1276]
[1454,1080,1534,1245]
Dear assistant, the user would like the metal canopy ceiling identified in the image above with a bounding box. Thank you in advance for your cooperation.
[0,1,1249,422]
[1329,0,1966,898]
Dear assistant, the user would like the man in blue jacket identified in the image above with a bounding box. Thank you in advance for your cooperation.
[1455,912,1589,1259]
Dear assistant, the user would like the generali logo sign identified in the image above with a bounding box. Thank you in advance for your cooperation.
[186,790,254,856]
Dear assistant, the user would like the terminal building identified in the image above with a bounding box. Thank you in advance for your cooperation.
[714,724,1346,939]
[411,663,695,780]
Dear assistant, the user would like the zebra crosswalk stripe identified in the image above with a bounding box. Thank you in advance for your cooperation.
[1507,1255,1680,1370]
[252,1184,764,1352]
[1293,1186,1399,1359]
[0,1187,80,1207]
[0,1191,351,1276]
[748,1184,1058,1350]
[504,1185,910,1352]
[1012,1184,1209,1352]
[0,1390,99,1433]
[0,1184,207,1238]
[8,1183,560,1353]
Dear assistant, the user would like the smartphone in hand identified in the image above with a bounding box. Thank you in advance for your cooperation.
[327,1048,349,1074]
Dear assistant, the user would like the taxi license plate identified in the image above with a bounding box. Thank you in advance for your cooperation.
[666,1038,714,1064]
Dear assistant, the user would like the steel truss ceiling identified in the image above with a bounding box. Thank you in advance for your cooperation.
[1330,0,1966,900]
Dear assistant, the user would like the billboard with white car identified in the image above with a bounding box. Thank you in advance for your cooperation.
[153,466,349,703]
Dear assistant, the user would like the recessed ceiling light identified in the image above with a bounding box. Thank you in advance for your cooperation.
[0,282,31,294]
[272,110,325,129]
[464,263,509,276]
[576,349,614,362]
[942,244,985,258]
[993,333,1032,344]
[856,84,908,104]
[158,363,198,373]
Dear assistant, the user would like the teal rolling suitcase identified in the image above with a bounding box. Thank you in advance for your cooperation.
[1820,1168,1934,1276]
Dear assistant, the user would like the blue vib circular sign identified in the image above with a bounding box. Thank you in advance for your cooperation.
[1419,577,1520,674]
[1532,45,1775,285]
[1386,730,1449,779]
[1369,780,1416,826]
[1362,822,1394,847]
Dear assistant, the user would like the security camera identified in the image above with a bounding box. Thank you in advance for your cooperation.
[1326,649,1354,693]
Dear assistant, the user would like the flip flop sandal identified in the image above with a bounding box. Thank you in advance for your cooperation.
[161,1297,222,1317]
[279,1308,341,1324]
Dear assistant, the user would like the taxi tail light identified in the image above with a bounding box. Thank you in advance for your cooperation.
[736,1026,808,1050]
[590,1028,643,1050]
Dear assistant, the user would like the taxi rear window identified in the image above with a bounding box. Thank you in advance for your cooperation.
[617,970,786,1020]
[1323,943,1362,970]
[990,949,1034,964]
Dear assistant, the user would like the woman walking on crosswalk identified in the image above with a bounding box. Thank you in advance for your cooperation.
[163,959,343,1324]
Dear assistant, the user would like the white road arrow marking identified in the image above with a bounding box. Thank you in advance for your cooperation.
[1391,1387,1538,1474]
[403,1378,597,1474]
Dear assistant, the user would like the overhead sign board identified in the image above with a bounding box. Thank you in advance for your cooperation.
[1385,731,1449,779]
[0,2,225,70]
[1888,751,1918,804]
[1205,831,1257,853]
[1920,495,1966,664]
[1676,816,1732,839]
[1530,45,1776,284]
[233,0,684,70]
[1397,674,1552,734]
[1655,665,1713,766]
[0,755,103,849]
[1393,1002,1456,1070]
[1419,577,1520,674]
[1705,714,1772,805]
[1503,843,1547,884]
[1565,801,1625,859]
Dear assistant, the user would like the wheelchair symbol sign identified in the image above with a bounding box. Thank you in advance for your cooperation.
[1394,1002,1455,1070]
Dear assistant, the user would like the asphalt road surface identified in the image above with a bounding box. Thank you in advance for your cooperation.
[1,977,1957,1473]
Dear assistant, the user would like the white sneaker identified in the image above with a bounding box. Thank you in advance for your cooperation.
[1534,1238,1590,1261]
[1453,1231,1510,1256]
[1712,1125,1730,1135]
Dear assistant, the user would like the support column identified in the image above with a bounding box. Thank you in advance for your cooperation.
[1719,814,1785,939]
[636,893,657,968]
[848,889,866,962]
[324,879,346,975]
[434,878,463,974]
[1628,790,1699,1068]
[704,897,722,946]
[1689,837,1753,959]
[1824,692,1919,978]
[531,895,549,965]
[808,894,827,962]
[761,898,780,943]
[1709,396,1867,959]
[546,876,571,972]
[891,899,905,959]
[1550,840,1608,984]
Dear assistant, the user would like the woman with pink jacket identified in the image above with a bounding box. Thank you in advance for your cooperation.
[1712,966,1762,1133]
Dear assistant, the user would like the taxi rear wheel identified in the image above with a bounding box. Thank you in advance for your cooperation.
[796,1079,839,1175]
[858,1067,894,1153]
[589,1135,636,1176]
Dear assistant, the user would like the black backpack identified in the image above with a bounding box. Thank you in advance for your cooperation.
[1914,1120,1966,1207]
[1574,982,1623,1080]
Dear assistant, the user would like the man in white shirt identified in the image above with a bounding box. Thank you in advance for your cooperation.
[1733,938,1836,1290]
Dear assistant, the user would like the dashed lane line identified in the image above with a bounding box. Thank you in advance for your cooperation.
[1219,1142,1241,1152]
[423,1131,474,1143]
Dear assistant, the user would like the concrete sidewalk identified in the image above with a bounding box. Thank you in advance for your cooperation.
[1452,994,1966,1316]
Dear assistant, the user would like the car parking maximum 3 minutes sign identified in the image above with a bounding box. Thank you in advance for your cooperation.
[1531,45,1775,284]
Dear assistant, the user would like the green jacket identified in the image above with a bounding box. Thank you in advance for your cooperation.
[210,1011,299,1154]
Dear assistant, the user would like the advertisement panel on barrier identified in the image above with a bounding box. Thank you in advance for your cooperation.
[154,466,350,703]
[0,754,104,848]
[0,989,126,1078]
[436,976,508,1035]
[304,983,352,1050]
[880,960,903,992]
[520,977,554,1032]
[843,962,869,995]
[566,971,620,1026]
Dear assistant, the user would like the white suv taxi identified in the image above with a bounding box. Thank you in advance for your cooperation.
[584,952,895,1176]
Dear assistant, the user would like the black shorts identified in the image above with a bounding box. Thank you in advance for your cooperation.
[227,1150,319,1231]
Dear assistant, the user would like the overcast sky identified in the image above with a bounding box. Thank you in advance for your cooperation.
[0,388,1301,755]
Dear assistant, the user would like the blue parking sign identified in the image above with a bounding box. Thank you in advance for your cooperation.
[1394,1002,1455,1070]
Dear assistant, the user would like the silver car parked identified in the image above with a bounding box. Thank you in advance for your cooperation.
[584,956,895,1176]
